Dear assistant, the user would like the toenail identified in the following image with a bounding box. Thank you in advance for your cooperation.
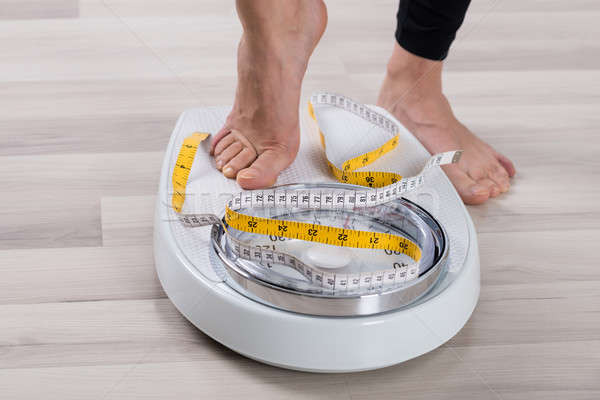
[223,166,234,178]
[470,185,488,196]
[216,160,223,169]
[239,169,258,179]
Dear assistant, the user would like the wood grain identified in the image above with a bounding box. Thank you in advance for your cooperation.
[0,0,598,399]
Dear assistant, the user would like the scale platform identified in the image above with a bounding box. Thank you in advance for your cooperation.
[153,100,480,372]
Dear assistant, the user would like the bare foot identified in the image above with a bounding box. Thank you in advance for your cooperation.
[210,0,327,189]
[377,44,516,205]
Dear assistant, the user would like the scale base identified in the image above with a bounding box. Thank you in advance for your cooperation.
[154,201,479,373]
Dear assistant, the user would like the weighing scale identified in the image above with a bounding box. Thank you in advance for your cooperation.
[154,92,480,372]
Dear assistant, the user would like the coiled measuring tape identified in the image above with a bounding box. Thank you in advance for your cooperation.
[172,92,461,289]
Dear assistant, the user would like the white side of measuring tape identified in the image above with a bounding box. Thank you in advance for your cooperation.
[179,149,459,222]
[226,235,418,291]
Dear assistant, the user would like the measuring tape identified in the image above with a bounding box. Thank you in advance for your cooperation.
[171,92,461,290]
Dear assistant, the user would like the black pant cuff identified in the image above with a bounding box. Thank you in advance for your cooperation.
[395,26,455,61]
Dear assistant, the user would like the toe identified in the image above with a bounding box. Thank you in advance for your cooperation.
[443,165,490,205]
[215,141,243,170]
[222,147,256,179]
[237,149,292,189]
[210,127,231,155]
[490,165,510,193]
[496,152,516,178]
[212,133,236,156]
[478,178,501,198]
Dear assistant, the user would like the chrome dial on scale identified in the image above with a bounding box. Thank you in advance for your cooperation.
[211,183,449,317]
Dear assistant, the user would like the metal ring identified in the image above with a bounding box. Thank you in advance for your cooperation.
[211,183,449,317]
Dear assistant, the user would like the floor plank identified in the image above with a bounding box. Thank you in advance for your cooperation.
[453,341,600,400]
[101,196,155,247]
[449,279,600,347]
[0,245,162,304]
[477,230,600,285]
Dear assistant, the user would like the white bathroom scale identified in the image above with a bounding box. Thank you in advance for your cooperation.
[153,92,480,373]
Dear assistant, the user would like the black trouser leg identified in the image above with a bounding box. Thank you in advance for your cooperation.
[396,0,471,61]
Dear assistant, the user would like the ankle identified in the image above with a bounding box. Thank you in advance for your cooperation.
[385,43,439,79]
[379,45,446,112]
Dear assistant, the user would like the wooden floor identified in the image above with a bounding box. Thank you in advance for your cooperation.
[1,0,599,398]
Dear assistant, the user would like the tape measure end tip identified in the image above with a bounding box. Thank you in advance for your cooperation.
[307,101,316,121]
[452,150,463,163]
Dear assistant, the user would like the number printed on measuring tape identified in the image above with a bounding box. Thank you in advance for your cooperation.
[171,92,462,291]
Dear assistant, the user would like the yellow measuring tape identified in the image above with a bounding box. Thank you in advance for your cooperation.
[308,101,403,188]
[171,132,210,213]
[224,207,421,260]
[171,93,462,265]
